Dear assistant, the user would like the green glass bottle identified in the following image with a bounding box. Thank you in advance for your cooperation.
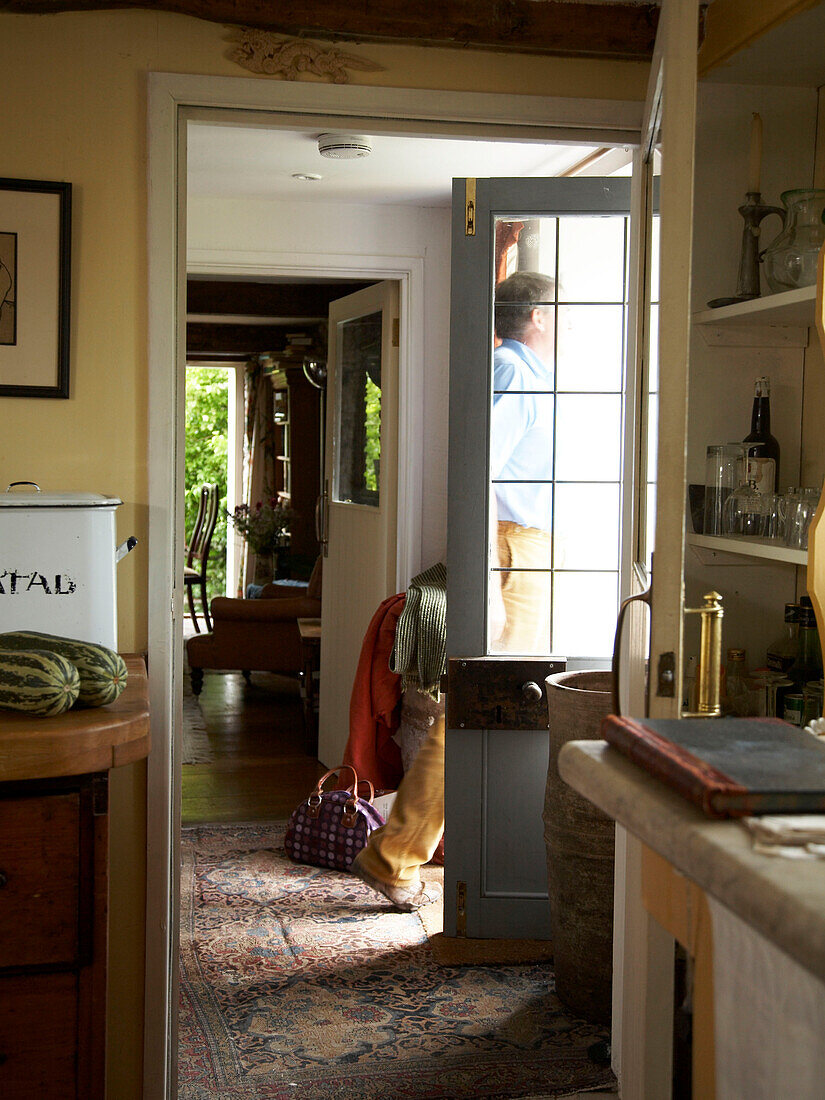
[766,603,800,675]
[788,600,823,688]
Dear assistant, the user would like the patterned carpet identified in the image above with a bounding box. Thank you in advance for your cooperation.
[179,823,614,1100]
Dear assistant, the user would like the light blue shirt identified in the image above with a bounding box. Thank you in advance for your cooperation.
[491,339,553,533]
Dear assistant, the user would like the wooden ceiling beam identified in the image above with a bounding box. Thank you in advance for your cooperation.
[186,321,316,355]
[1,1,660,60]
[187,279,372,318]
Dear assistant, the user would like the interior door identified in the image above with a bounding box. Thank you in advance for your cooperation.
[445,175,636,940]
[317,281,399,769]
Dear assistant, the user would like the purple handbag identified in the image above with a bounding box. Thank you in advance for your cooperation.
[284,765,385,871]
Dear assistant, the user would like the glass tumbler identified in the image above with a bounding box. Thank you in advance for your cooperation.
[704,444,743,536]
[761,492,786,541]
[784,487,821,550]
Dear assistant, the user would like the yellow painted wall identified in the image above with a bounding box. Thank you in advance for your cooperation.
[0,11,647,1097]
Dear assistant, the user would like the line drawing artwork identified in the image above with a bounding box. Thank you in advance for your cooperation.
[0,231,17,346]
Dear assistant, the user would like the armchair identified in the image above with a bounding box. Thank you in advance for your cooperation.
[186,557,322,694]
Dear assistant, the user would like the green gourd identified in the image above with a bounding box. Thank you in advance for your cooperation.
[0,648,81,717]
[0,631,127,708]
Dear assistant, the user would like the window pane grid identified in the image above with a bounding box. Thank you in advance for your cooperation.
[490,213,629,657]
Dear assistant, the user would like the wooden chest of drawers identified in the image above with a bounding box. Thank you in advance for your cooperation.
[0,656,149,1100]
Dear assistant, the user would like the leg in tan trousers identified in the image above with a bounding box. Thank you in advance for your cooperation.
[351,711,445,910]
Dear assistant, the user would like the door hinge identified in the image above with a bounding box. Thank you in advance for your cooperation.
[392,316,400,347]
[456,880,467,937]
[465,178,476,236]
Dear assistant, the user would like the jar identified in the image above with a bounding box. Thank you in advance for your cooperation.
[763,189,825,293]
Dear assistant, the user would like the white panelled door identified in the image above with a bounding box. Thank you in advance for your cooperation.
[318,281,400,769]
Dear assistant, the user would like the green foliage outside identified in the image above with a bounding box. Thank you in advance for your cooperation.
[364,374,381,493]
[185,367,229,602]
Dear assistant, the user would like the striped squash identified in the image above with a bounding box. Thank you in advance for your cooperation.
[0,648,81,717]
[0,631,127,708]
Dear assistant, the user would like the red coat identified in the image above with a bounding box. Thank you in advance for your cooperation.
[340,592,405,792]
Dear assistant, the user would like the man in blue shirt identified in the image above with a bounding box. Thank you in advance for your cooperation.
[490,271,555,653]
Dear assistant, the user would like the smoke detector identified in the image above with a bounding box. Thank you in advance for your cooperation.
[317,133,372,160]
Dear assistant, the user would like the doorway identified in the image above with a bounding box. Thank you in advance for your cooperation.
[147,72,643,1097]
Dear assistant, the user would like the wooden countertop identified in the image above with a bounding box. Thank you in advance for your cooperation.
[0,654,150,781]
[559,739,825,984]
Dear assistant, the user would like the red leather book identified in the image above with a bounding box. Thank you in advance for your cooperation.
[602,714,825,818]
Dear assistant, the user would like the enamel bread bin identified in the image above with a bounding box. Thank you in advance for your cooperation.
[0,482,137,650]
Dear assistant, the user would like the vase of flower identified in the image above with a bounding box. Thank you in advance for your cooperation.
[229,498,293,583]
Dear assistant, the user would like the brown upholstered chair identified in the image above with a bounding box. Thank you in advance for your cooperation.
[186,556,322,694]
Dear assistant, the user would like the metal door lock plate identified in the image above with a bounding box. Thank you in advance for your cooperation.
[446,656,566,730]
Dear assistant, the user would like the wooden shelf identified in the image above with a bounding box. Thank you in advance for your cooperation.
[693,285,816,328]
[688,533,807,566]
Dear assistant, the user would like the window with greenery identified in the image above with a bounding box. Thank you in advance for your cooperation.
[185,366,229,601]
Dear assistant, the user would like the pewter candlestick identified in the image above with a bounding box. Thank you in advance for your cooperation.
[708,191,785,308]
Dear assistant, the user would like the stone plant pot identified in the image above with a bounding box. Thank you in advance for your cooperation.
[543,669,616,1025]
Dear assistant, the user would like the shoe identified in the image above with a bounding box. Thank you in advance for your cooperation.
[351,852,443,912]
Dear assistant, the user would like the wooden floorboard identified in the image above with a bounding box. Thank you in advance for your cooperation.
[181,668,327,826]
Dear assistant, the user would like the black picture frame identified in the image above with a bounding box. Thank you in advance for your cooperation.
[0,177,72,398]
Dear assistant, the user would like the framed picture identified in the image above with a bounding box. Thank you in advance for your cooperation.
[0,178,71,398]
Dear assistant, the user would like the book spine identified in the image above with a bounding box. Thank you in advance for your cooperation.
[602,716,739,818]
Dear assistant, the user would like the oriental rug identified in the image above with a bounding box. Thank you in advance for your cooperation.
[179,822,614,1099]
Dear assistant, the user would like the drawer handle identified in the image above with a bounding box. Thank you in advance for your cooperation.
[0,870,6,888]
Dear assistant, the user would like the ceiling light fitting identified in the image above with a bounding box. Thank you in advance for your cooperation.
[292,172,323,182]
[317,133,372,160]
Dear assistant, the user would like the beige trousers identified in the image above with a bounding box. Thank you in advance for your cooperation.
[358,522,550,888]
[496,520,552,654]
[355,711,445,888]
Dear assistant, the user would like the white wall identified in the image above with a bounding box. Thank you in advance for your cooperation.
[188,194,452,569]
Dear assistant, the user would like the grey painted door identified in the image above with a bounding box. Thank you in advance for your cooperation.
[445,176,634,939]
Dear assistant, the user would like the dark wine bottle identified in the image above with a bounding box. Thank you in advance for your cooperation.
[743,376,780,494]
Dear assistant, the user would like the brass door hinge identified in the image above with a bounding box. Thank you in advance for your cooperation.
[456,880,467,937]
[465,178,476,236]
[392,316,400,347]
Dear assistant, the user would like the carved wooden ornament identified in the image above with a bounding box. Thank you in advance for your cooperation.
[227,29,385,83]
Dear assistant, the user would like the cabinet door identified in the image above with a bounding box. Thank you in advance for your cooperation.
[612,2,699,1098]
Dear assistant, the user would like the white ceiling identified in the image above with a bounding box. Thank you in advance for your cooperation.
[186,123,624,207]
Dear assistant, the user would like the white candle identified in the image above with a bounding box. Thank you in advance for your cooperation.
[748,112,763,194]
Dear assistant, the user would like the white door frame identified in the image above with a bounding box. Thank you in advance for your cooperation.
[146,71,642,1099]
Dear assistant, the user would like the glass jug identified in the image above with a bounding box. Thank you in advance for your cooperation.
[763,189,825,293]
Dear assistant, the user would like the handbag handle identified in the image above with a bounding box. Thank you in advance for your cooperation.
[312,764,375,804]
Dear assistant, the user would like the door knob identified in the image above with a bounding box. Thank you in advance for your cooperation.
[521,681,543,703]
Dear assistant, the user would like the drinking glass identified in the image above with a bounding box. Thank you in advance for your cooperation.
[704,443,744,536]
[761,493,785,541]
[783,487,821,550]
[724,480,765,537]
